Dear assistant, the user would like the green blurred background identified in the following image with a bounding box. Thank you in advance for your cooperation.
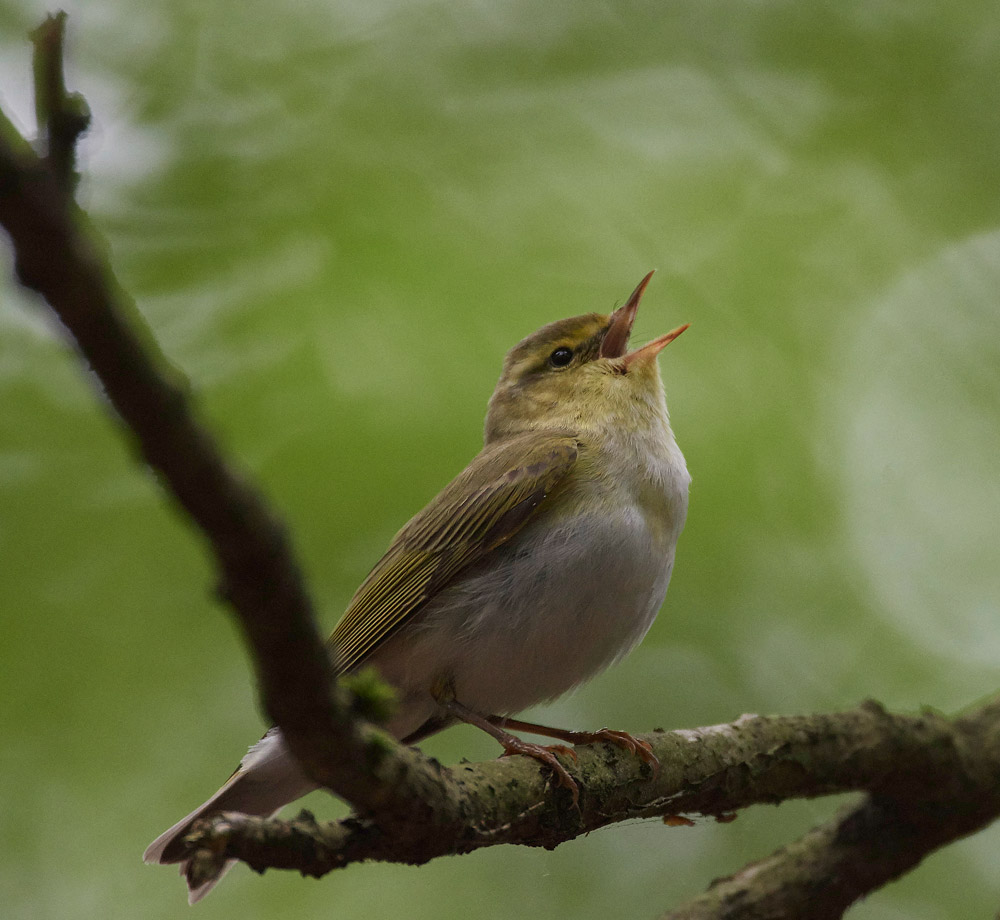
[2,1,999,917]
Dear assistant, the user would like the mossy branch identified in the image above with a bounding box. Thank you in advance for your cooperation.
[179,698,1000,908]
[2,15,999,919]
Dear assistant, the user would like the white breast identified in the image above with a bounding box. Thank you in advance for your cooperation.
[371,433,689,741]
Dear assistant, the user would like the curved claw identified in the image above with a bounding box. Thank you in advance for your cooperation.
[437,701,583,806]
[499,739,580,806]
[590,729,660,775]
[547,743,578,762]
[490,717,660,781]
[499,742,578,762]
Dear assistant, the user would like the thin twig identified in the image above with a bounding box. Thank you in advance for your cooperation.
[30,12,89,197]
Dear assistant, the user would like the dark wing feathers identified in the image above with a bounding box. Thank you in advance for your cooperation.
[329,432,578,673]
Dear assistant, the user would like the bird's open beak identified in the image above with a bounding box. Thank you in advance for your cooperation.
[601,270,689,367]
[600,271,653,359]
[622,322,689,368]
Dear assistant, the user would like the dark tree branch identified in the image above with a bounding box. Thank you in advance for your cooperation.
[0,12,447,828]
[178,698,1000,901]
[3,16,1000,919]
[30,12,89,197]
[662,698,1000,918]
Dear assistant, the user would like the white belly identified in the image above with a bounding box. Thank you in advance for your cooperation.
[370,506,679,740]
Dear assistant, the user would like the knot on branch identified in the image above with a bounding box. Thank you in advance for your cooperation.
[30,12,90,197]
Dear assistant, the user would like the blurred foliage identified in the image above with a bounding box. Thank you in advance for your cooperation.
[1,1,999,918]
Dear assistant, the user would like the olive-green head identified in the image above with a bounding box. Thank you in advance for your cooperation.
[484,272,688,443]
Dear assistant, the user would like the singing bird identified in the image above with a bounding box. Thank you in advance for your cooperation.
[145,272,690,901]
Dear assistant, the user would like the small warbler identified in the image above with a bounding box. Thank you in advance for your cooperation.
[145,271,690,901]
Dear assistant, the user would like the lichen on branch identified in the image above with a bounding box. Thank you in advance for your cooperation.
[2,15,999,920]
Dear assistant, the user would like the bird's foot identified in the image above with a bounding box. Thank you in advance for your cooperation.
[494,718,659,777]
[433,693,581,806]
[498,737,580,805]
[577,728,659,775]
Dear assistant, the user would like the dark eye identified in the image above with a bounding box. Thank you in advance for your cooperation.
[548,346,573,368]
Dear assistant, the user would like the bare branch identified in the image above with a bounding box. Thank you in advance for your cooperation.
[181,698,1000,900]
[30,12,90,197]
[0,12,447,827]
[4,16,1000,918]
[661,698,1000,919]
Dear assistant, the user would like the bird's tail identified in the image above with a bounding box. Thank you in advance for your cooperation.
[143,728,317,903]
